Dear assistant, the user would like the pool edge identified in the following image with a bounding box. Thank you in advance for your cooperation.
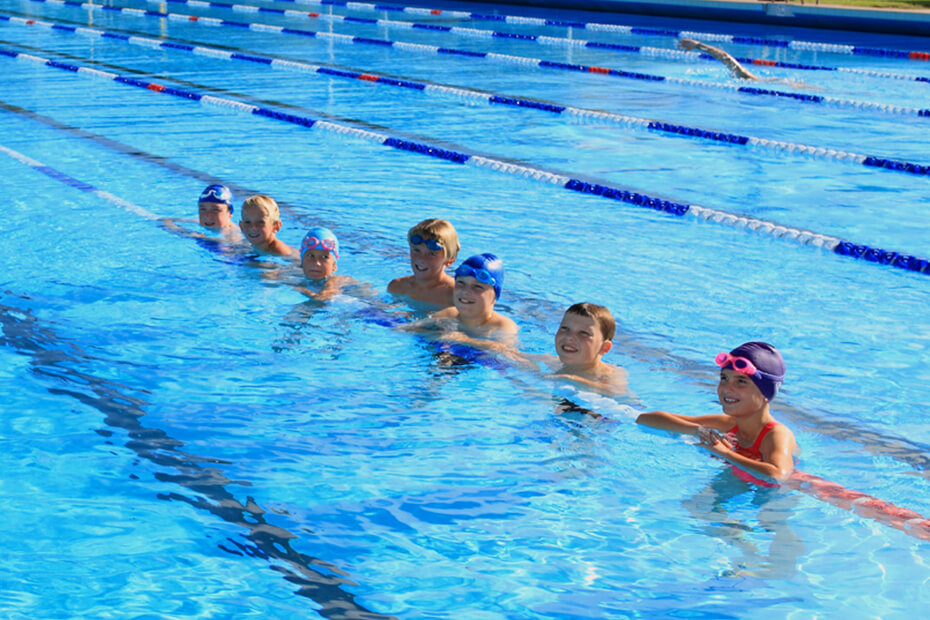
[460,0,930,37]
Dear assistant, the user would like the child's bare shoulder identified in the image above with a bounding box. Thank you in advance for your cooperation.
[388,275,414,294]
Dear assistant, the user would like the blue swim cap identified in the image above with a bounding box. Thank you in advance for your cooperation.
[199,184,234,213]
[300,226,339,262]
[454,253,504,299]
[719,341,786,401]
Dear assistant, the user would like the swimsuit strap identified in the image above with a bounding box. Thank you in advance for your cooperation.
[726,421,779,459]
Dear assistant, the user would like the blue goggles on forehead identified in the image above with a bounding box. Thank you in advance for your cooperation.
[454,264,496,287]
[409,233,443,252]
[199,186,232,206]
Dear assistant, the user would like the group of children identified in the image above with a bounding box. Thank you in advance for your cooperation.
[167,184,799,485]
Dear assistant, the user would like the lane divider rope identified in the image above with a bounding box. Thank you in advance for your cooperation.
[234,0,930,64]
[10,10,930,179]
[2,41,928,279]
[114,0,930,84]
[0,143,159,219]
[15,2,930,120]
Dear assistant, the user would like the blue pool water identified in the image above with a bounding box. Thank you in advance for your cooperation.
[2,0,930,616]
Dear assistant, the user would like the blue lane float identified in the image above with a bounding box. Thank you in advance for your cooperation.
[132,0,930,76]
[22,0,930,119]
[2,44,929,280]
[7,10,930,181]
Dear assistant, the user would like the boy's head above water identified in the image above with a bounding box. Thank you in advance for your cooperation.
[300,226,339,280]
[239,194,282,249]
[556,303,615,367]
[198,184,234,230]
[454,253,504,301]
[407,219,460,269]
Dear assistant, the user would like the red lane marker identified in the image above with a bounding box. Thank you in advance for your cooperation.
[430,9,442,15]
[147,83,166,92]
[357,74,379,82]
[752,59,776,66]
[787,470,930,541]
[308,12,319,18]
[588,66,610,74]
[909,51,930,61]
[188,15,198,21]
[26,19,35,24]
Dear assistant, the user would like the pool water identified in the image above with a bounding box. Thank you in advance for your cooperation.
[1,0,930,616]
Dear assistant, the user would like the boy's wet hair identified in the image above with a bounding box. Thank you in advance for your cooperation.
[241,194,281,223]
[565,302,616,342]
[408,218,460,262]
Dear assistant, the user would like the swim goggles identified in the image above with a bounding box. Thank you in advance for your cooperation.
[454,263,496,287]
[199,185,233,206]
[301,236,339,260]
[715,352,784,381]
[409,233,443,252]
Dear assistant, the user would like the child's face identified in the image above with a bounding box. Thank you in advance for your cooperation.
[555,313,610,367]
[717,368,767,417]
[409,242,451,281]
[239,205,281,249]
[198,201,233,230]
[301,249,337,280]
[453,276,495,318]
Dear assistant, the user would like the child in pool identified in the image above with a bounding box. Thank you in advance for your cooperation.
[636,342,798,484]
[295,226,355,301]
[239,194,295,257]
[388,218,460,308]
[159,184,242,241]
[404,253,518,344]
[549,303,628,397]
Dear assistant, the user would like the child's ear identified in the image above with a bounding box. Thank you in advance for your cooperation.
[273,220,282,233]
[600,340,613,356]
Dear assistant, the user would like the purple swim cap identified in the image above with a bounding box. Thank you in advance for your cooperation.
[720,341,786,401]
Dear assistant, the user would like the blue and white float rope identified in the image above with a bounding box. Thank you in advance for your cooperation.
[9,12,930,179]
[17,2,930,120]
[124,0,930,83]
[0,144,159,220]
[1,44,927,278]
[235,0,930,65]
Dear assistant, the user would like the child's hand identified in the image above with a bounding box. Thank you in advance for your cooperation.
[697,426,731,452]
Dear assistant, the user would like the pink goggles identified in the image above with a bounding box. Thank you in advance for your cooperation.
[301,236,338,260]
[715,352,782,381]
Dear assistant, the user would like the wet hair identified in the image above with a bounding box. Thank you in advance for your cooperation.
[407,218,460,262]
[240,194,281,223]
[564,302,616,342]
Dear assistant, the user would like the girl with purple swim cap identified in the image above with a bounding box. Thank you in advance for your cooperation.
[636,342,799,485]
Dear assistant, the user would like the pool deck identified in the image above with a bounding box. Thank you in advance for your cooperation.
[465,0,930,37]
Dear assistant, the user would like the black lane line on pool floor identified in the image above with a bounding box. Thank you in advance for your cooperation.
[3,88,930,484]
[10,8,930,180]
[0,298,397,619]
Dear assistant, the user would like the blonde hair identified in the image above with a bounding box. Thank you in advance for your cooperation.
[407,218,460,262]
[241,194,281,223]
[565,302,616,341]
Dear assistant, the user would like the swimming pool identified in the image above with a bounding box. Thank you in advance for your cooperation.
[2,0,929,616]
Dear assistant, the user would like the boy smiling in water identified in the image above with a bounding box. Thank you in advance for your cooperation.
[550,303,628,396]
[159,184,242,241]
[388,219,460,308]
[405,253,518,344]
[238,194,295,257]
